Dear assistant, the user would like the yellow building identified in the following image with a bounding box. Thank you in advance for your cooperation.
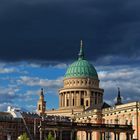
[37,41,140,140]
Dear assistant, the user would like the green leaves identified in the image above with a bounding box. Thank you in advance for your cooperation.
[17,133,29,140]
[45,132,55,140]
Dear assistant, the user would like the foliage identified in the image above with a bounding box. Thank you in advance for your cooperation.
[17,133,29,140]
[45,132,55,140]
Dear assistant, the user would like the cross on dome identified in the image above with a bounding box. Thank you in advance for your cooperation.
[78,40,84,60]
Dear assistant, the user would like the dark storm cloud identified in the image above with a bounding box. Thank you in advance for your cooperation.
[0,0,140,64]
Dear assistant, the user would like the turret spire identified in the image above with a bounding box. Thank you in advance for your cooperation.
[41,88,44,96]
[78,40,84,60]
[118,87,121,98]
[115,87,122,105]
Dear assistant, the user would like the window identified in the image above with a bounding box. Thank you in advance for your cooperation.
[86,100,88,106]
[81,98,84,106]
[95,93,97,105]
[81,91,84,96]
[38,105,41,110]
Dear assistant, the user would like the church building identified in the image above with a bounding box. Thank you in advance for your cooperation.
[37,41,140,140]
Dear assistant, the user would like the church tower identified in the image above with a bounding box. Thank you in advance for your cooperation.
[58,41,104,114]
[37,88,46,115]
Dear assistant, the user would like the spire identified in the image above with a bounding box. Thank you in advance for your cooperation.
[39,88,44,100]
[78,40,84,60]
[115,87,122,105]
[41,88,44,96]
[118,87,121,98]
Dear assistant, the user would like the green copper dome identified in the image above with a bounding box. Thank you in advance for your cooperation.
[65,41,98,79]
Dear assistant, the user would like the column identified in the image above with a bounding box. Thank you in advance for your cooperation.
[60,93,61,107]
[55,131,59,140]
[54,130,57,139]
[126,133,129,140]
[86,131,92,140]
[72,92,74,106]
[70,92,72,106]
[114,133,116,140]
[89,132,92,140]
[79,91,81,106]
[116,133,120,140]
[59,93,61,107]
[78,91,80,106]
[64,92,67,107]
[75,91,77,106]
[97,92,99,104]
[71,131,73,140]
[71,131,77,140]
[95,92,97,105]
[63,93,64,107]
[73,91,75,106]
[102,132,105,140]
[86,131,88,140]
[61,93,64,107]
[76,91,79,106]
[126,133,133,140]
[34,118,37,140]
[101,94,103,102]
[62,93,64,107]
[100,93,102,103]
[97,93,100,104]
[61,93,63,107]
[93,92,96,105]
[100,132,103,140]
[130,133,133,140]
[77,92,79,106]
[59,130,62,140]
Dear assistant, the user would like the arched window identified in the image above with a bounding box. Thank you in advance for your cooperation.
[81,98,84,106]
[38,105,41,110]
[73,98,74,106]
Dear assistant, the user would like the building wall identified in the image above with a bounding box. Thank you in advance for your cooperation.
[103,102,140,140]
[73,102,140,140]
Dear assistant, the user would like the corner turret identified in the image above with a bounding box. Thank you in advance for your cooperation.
[37,88,46,115]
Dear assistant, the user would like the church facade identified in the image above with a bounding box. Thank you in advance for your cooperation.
[37,41,140,140]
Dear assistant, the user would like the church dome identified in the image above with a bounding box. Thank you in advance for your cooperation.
[65,41,98,79]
